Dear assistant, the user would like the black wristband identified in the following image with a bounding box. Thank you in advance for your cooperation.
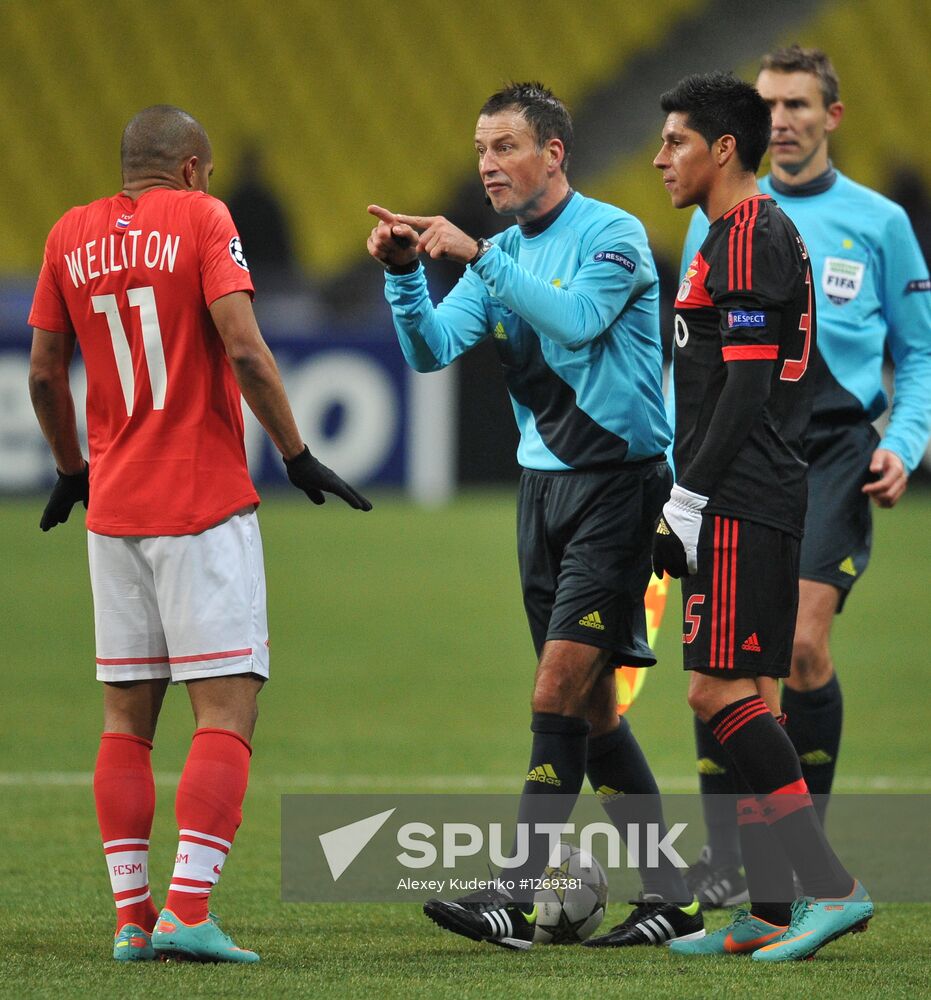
[386,260,420,276]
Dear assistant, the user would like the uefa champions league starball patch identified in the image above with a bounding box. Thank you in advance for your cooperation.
[228,236,250,271]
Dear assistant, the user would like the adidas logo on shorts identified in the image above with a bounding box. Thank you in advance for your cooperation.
[579,610,606,631]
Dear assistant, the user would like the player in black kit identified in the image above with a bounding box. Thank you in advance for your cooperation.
[652,72,872,963]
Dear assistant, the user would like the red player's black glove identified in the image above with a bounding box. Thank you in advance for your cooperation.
[40,463,89,531]
[284,446,373,511]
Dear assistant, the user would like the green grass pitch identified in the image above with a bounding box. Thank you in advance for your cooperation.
[2,490,930,998]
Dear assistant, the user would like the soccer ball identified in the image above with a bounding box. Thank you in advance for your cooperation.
[533,842,608,944]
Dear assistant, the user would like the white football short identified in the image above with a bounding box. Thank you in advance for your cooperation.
[88,508,269,683]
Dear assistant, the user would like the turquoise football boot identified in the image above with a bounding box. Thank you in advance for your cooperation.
[112,923,156,961]
[669,907,787,956]
[151,909,259,963]
[752,881,873,962]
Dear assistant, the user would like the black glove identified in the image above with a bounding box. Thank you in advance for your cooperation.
[651,484,707,579]
[284,446,373,511]
[40,463,89,531]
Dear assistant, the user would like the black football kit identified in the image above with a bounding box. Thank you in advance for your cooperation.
[673,194,815,676]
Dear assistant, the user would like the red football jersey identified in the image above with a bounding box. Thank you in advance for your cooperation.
[29,188,260,536]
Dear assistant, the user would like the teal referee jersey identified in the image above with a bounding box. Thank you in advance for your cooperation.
[384,191,670,471]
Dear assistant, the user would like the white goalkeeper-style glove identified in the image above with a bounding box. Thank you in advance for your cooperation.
[652,484,708,578]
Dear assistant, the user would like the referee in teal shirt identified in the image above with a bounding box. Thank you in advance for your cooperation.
[367,81,704,951]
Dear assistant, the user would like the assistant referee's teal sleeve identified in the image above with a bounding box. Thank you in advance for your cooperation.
[873,208,931,472]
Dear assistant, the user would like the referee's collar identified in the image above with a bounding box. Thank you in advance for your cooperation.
[519,189,575,237]
[769,163,838,198]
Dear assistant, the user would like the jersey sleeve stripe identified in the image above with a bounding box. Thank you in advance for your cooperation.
[721,345,779,361]
[727,197,762,291]
[728,207,739,291]
[729,202,749,290]
[745,198,760,290]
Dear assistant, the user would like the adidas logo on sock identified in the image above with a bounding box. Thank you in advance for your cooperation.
[579,610,606,631]
[595,784,623,803]
[697,757,727,776]
[526,764,561,786]
[656,518,671,535]
[741,632,761,652]
[799,749,834,766]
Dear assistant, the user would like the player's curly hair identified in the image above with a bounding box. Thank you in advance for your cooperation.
[480,82,573,173]
[760,45,841,107]
[660,72,771,174]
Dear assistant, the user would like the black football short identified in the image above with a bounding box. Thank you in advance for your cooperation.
[517,459,670,667]
[680,515,800,679]
[800,418,878,612]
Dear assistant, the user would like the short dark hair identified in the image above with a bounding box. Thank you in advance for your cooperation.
[121,105,211,180]
[479,82,574,173]
[660,72,771,173]
[760,44,841,107]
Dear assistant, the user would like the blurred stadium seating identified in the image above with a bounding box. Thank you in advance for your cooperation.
[0,0,703,278]
[1,1,928,281]
[2,0,928,489]
[588,0,931,263]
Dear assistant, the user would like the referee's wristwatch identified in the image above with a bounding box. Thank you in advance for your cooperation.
[468,238,494,267]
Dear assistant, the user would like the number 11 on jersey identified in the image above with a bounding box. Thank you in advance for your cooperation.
[91,286,167,415]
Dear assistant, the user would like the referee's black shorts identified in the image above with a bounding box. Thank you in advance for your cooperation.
[517,459,670,667]
[680,514,800,679]
[800,418,878,612]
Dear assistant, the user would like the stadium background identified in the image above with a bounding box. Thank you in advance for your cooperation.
[2,0,930,495]
[1,1,929,996]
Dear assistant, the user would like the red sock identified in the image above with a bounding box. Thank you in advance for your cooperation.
[94,732,159,934]
[164,728,252,924]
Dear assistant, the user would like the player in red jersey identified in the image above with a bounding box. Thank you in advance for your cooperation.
[651,73,871,962]
[28,105,371,963]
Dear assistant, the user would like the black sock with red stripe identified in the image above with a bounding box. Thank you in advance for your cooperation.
[709,696,853,899]
[732,769,793,926]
